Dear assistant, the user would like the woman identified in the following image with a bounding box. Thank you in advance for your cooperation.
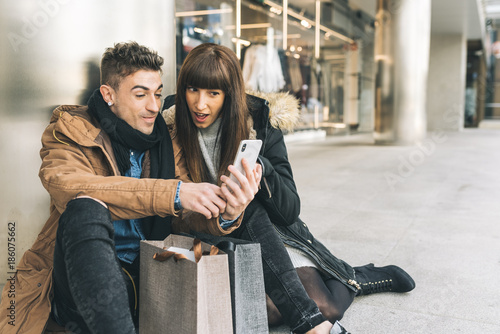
[164,43,415,333]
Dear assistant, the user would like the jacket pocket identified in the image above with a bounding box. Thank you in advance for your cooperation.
[6,251,53,332]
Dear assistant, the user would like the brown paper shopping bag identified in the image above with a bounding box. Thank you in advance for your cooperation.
[139,234,233,334]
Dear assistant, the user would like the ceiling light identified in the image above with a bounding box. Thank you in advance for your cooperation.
[193,27,207,34]
[270,6,282,15]
[262,0,354,44]
[232,37,251,47]
[226,23,272,30]
[176,8,233,17]
[301,20,311,29]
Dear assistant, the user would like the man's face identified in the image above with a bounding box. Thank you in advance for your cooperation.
[109,70,163,135]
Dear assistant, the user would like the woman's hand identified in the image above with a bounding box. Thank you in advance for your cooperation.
[219,158,262,221]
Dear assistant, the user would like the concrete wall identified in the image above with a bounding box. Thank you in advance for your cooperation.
[0,0,176,284]
[426,33,467,131]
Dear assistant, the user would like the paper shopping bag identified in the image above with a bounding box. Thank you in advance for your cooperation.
[225,242,268,334]
[139,234,233,334]
[189,233,269,334]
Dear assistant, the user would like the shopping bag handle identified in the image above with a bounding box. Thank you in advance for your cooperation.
[153,238,220,263]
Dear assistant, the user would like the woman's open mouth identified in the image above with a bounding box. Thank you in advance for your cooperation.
[194,112,209,122]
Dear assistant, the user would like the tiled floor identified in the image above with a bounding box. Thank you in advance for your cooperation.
[270,128,500,333]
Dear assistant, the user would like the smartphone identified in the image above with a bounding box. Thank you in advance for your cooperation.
[229,139,263,187]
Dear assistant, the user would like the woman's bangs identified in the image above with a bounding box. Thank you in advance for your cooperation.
[186,59,228,91]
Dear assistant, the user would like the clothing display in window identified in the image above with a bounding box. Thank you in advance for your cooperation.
[308,59,324,111]
[288,56,303,94]
[278,49,292,92]
[242,44,285,93]
[309,58,323,101]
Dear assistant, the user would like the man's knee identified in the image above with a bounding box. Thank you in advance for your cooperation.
[58,197,113,240]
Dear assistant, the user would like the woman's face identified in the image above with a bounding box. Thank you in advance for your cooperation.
[185,86,225,129]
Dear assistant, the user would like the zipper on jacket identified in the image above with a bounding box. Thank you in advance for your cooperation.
[263,177,272,198]
[273,225,360,292]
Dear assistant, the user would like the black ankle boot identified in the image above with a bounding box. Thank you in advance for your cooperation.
[354,263,415,296]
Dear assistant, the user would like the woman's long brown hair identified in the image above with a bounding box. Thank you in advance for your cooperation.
[175,43,250,184]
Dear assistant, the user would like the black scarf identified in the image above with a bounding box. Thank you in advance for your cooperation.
[87,89,174,239]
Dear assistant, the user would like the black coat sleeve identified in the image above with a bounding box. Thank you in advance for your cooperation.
[255,125,300,226]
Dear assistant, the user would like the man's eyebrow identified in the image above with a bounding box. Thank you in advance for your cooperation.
[131,84,163,91]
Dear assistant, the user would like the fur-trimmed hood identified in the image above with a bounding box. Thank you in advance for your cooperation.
[162,91,301,135]
[246,91,301,131]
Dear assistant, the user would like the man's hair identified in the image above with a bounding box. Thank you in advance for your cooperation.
[100,41,164,89]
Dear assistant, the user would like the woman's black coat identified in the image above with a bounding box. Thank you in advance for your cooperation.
[247,94,358,292]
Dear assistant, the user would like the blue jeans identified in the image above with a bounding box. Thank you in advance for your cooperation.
[228,201,326,333]
[51,198,136,334]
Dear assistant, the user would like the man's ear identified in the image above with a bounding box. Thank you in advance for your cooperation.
[100,85,115,106]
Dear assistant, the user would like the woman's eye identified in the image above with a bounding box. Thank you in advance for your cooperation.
[187,86,197,92]
[136,94,145,98]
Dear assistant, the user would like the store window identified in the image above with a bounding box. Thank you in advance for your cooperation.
[238,1,289,94]
[175,0,236,69]
[175,0,372,131]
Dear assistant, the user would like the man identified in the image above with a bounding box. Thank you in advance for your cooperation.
[0,42,252,333]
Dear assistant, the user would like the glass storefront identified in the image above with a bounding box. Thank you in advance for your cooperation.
[175,0,375,132]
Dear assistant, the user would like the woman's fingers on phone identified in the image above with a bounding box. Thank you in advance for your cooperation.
[241,158,260,194]
[227,164,248,187]
[220,183,246,220]
[221,172,252,205]
[221,172,243,195]
[220,182,237,205]
[241,159,257,184]
[220,168,258,220]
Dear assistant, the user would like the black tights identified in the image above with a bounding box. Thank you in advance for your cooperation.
[267,267,355,326]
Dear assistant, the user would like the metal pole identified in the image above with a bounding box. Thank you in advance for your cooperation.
[283,0,288,51]
[236,0,241,58]
[374,0,430,144]
[314,0,321,128]
[315,0,320,60]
